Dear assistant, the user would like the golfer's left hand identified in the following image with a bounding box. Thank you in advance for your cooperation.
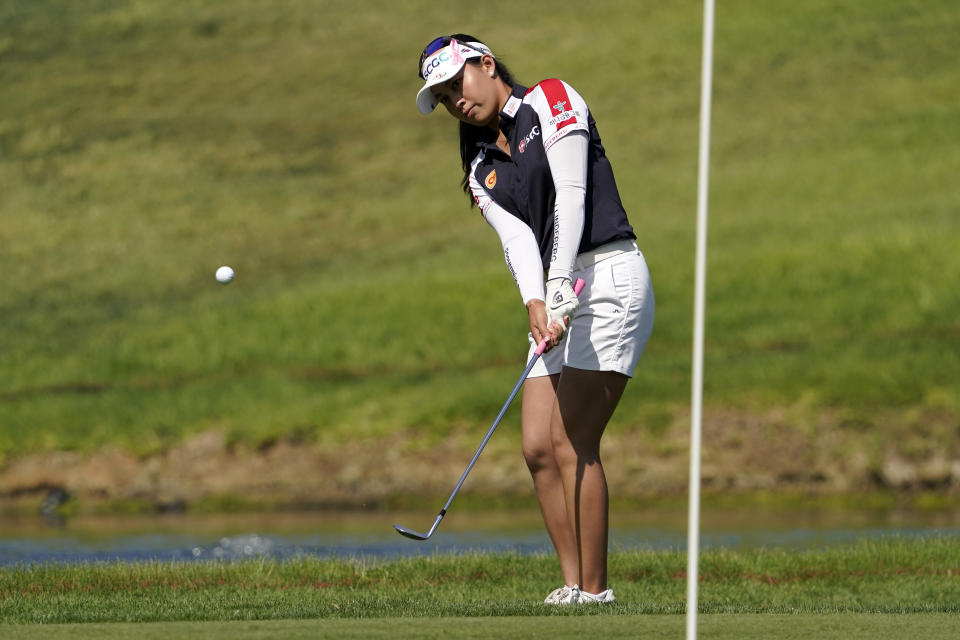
[546,278,579,339]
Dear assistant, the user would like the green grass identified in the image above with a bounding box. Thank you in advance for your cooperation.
[2,0,959,460]
[2,538,959,625]
[5,615,960,640]
[3,538,960,637]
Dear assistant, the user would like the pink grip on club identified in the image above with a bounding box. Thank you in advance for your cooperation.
[534,278,586,355]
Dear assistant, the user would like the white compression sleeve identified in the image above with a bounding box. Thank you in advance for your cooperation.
[544,130,589,281]
[482,203,546,305]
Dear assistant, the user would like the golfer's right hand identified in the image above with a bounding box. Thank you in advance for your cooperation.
[526,299,566,352]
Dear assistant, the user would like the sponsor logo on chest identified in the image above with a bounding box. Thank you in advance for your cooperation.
[517,125,541,154]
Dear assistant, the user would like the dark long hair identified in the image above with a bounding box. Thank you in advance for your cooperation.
[458,57,517,206]
[420,33,518,207]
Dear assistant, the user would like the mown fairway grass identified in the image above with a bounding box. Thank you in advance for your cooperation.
[5,615,960,640]
[2,0,958,463]
[1,539,959,637]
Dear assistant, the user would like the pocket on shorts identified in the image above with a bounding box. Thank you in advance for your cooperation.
[565,251,654,375]
[612,251,655,347]
[587,261,625,311]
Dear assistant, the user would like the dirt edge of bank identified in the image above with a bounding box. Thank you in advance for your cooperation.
[2,407,958,513]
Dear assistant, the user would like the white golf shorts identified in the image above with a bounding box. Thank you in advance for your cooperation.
[527,239,655,378]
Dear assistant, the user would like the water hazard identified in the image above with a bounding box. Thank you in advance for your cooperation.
[2,508,959,566]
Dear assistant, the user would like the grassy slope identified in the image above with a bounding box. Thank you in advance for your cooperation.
[1,0,958,461]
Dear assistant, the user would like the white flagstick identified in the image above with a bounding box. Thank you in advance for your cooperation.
[688,1,715,639]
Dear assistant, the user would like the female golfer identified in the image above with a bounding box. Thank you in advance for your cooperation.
[416,35,654,604]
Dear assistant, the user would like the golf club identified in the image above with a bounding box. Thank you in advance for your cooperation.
[394,278,585,541]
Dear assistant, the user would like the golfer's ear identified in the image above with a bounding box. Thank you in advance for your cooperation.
[481,54,497,77]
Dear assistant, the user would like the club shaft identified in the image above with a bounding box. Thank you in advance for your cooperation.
[395,278,584,540]
[438,353,541,514]
[434,277,584,518]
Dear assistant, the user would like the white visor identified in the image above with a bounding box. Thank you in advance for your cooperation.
[416,39,494,114]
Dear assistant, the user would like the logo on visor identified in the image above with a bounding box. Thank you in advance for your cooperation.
[422,40,479,80]
[423,51,451,79]
[485,170,497,188]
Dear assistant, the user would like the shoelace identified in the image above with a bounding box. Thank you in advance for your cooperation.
[545,585,579,603]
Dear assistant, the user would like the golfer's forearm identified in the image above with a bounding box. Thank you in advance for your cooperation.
[545,131,588,282]
[482,204,546,305]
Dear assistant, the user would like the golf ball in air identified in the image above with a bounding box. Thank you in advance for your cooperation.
[215,265,234,284]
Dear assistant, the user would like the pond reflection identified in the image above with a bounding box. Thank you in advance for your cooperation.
[1,508,959,565]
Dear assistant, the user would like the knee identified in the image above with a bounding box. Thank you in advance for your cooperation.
[551,427,601,468]
[522,441,556,474]
[550,430,579,469]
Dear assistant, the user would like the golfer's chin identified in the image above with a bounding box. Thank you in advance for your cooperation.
[459,108,492,127]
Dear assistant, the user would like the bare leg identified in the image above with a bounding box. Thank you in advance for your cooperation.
[522,374,579,587]
[551,367,628,594]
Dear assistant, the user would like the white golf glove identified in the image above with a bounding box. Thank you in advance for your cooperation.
[546,277,580,337]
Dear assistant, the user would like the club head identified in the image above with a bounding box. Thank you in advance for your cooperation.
[393,524,431,540]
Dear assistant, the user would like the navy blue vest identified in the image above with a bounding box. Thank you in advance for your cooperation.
[469,81,635,266]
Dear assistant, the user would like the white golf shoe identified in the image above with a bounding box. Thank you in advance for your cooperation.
[579,587,616,603]
[543,584,580,604]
